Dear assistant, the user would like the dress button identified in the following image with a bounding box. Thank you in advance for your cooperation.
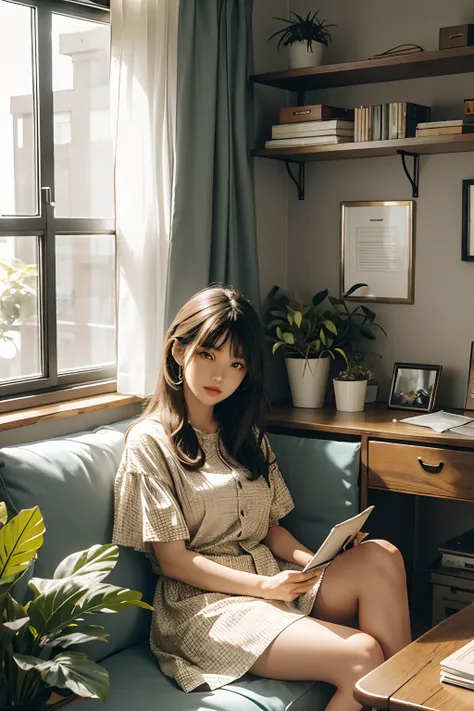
[237,481,243,489]
[240,509,245,517]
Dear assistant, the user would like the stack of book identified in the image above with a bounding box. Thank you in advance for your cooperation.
[354,102,431,142]
[265,103,354,149]
[440,638,474,691]
[416,118,474,136]
[439,528,474,572]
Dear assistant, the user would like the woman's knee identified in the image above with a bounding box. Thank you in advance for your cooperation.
[360,539,406,583]
[342,632,385,682]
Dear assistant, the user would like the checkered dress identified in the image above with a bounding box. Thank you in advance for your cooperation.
[112,418,325,692]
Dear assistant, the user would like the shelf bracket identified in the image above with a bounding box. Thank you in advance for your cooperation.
[285,161,305,200]
[397,150,420,198]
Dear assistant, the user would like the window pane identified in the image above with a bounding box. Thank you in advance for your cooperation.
[56,235,116,372]
[0,237,41,383]
[0,2,37,217]
[52,15,113,218]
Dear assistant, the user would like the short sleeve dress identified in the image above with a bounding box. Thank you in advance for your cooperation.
[112,418,326,692]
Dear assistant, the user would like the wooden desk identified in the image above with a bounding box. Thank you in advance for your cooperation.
[354,603,474,710]
[267,404,474,509]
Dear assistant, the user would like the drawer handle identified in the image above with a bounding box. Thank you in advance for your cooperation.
[417,457,444,474]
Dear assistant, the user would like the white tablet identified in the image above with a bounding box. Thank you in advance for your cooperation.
[303,505,375,572]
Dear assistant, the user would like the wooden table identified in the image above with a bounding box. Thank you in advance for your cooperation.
[354,603,474,710]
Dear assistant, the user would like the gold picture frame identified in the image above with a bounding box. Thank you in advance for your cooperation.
[341,200,414,303]
[465,342,474,411]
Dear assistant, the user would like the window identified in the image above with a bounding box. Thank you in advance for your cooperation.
[0,0,115,402]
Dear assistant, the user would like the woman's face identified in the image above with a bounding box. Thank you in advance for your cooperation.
[183,337,248,407]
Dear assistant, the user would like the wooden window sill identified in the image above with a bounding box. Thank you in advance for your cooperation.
[0,393,142,433]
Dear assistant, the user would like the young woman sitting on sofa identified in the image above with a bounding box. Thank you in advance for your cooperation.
[112,284,411,711]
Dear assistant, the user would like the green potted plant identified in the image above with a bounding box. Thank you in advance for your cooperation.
[268,10,336,69]
[0,502,152,711]
[329,283,387,412]
[265,286,345,408]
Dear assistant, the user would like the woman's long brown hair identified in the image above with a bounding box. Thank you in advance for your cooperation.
[131,285,271,482]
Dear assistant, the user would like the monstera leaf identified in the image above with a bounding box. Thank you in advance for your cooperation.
[13,651,110,701]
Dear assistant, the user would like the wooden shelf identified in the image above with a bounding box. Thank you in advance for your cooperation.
[251,133,474,163]
[251,46,474,93]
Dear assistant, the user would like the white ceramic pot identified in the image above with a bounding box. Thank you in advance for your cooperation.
[287,40,325,69]
[285,356,330,408]
[333,379,368,413]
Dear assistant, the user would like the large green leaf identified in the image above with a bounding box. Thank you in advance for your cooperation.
[47,625,109,648]
[343,282,367,298]
[13,651,110,701]
[77,583,153,615]
[324,319,337,335]
[29,579,151,640]
[312,289,328,306]
[28,579,91,638]
[53,545,118,583]
[0,507,44,580]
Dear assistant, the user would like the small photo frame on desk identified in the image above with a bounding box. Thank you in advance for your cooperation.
[341,200,414,303]
[462,179,474,261]
[388,362,442,413]
[465,342,474,410]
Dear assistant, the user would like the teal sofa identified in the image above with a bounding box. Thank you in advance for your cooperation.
[0,419,361,711]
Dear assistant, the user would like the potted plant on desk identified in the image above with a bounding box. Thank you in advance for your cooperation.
[265,286,345,408]
[268,10,336,69]
[329,283,387,412]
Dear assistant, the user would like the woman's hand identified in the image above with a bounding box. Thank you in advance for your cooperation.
[258,568,324,602]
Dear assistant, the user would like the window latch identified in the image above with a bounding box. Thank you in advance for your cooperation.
[41,186,55,207]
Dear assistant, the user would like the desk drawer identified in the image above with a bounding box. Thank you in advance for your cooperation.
[368,441,474,500]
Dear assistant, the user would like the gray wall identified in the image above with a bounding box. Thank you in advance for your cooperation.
[255,0,474,409]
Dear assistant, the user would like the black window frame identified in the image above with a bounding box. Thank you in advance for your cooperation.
[0,0,116,409]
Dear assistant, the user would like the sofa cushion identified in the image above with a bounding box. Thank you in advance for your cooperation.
[267,433,361,551]
[0,419,155,660]
[77,642,335,711]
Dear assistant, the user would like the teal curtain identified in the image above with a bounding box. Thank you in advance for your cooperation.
[166,0,259,323]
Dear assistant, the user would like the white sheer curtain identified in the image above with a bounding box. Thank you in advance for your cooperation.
[110,0,178,396]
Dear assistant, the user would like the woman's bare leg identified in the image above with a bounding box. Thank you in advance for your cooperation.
[249,617,384,711]
[312,539,411,658]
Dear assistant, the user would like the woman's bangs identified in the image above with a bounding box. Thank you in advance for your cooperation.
[199,312,252,365]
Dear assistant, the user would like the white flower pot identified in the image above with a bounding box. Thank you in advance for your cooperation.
[333,379,368,413]
[287,40,325,69]
[286,356,330,409]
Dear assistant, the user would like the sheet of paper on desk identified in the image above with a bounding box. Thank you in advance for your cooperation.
[449,423,474,438]
[400,410,474,433]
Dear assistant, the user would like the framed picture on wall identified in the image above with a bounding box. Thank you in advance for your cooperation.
[462,179,474,261]
[341,200,414,303]
[388,363,442,413]
[465,342,474,410]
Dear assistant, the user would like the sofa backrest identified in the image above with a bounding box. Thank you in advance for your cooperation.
[267,432,361,550]
[0,419,156,661]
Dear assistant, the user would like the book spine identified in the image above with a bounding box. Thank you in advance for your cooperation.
[441,553,474,570]
[399,102,407,139]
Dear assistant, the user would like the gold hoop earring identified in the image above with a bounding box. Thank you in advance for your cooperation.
[172,365,183,387]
